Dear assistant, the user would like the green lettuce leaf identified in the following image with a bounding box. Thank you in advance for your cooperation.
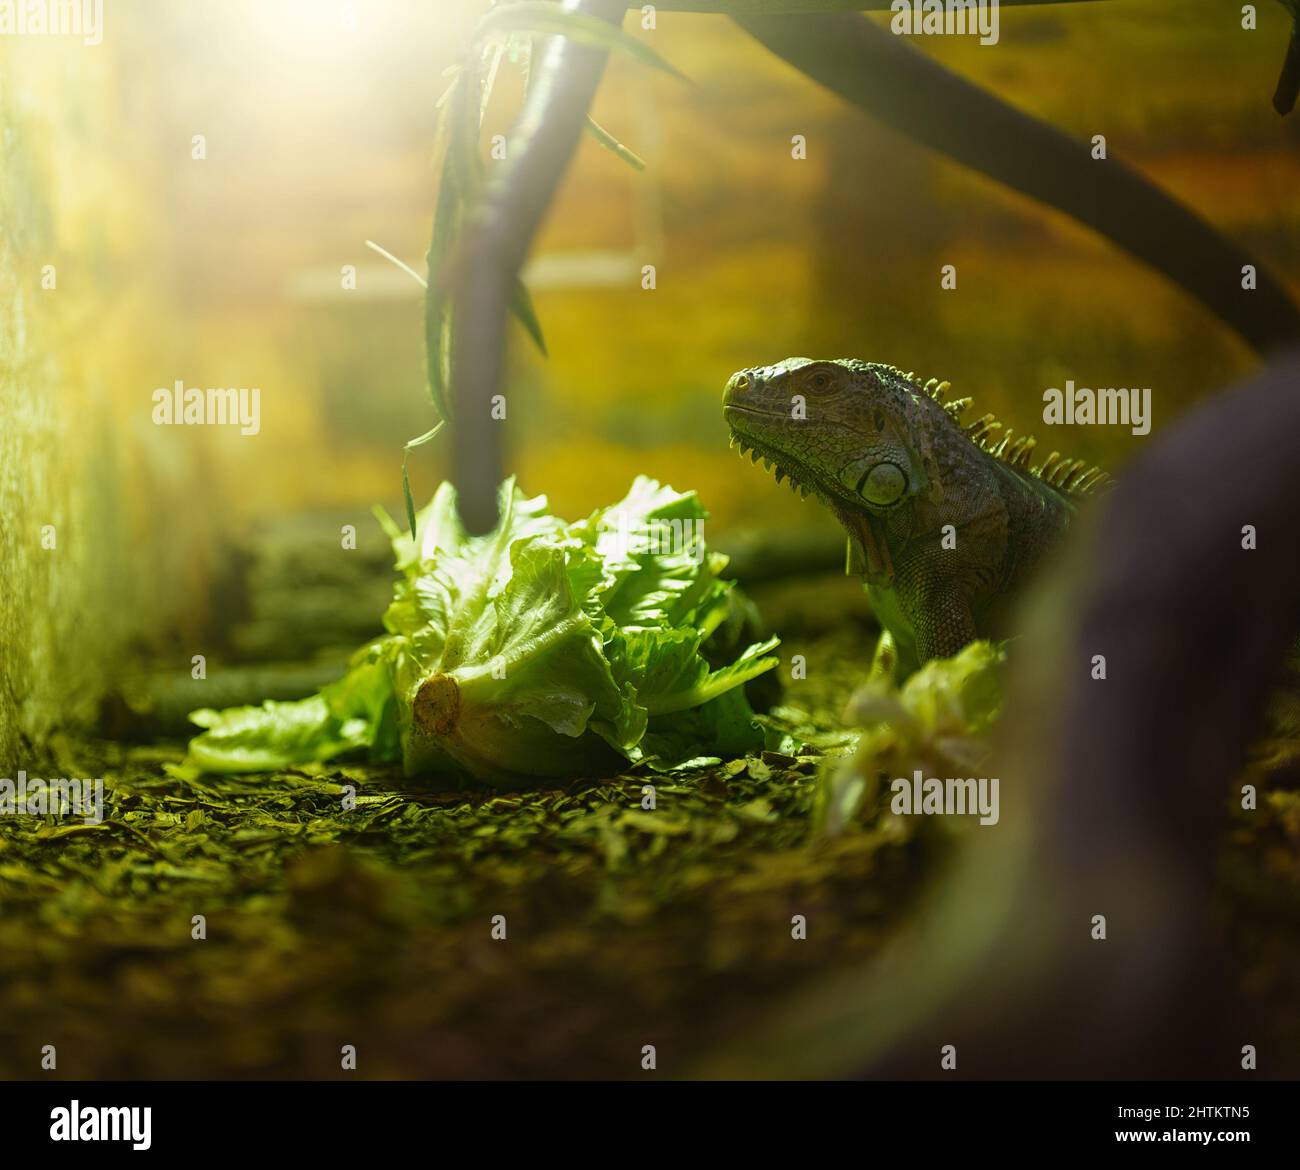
[187,476,780,786]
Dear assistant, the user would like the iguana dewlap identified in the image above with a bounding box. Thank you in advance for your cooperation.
[722,358,1109,675]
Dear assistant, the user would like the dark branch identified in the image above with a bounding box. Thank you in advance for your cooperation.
[693,353,1300,1079]
[897,353,1300,1078]
[1274,33,1300,115]
[446,0,628,534]
[736,11,1300,356]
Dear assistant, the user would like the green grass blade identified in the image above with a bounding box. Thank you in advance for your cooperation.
[365,239,428,289]
[510,279,548,356]
[585,115,646,170]
[401,423,445,538]
[402,460,419,541]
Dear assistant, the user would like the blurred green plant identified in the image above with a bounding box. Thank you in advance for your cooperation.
[814,640,1006,835]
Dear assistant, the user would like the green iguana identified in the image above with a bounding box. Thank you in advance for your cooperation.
[722,358,1110,676]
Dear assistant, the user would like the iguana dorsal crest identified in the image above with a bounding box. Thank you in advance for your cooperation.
[891,366,1111,498]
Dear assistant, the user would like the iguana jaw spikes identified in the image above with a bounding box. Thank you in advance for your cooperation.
[728,387,920,517]
[729,426,899,585]
[727,423,900,517]
[728,432,821,502]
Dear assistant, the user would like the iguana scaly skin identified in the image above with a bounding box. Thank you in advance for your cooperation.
[722,358,1109,675]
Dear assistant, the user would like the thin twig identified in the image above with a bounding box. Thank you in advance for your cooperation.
[365,239,428,288]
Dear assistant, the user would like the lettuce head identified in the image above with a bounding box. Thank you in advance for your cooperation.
[186,477,780,786]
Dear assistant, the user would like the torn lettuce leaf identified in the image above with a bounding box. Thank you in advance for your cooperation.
[186,477,780,785]
[814,640,1007,835]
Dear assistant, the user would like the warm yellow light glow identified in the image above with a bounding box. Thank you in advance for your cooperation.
[242,0,470,63]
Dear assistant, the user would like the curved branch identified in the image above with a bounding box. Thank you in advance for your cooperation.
[1275,31,1300,115]
[695,353,1300,1079]
[735,11,1300,356]
[446,0,628,534]
[996,351,1300,1076]
[927,352,1300,1078]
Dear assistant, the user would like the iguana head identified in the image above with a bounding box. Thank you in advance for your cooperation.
[722,357,942,516]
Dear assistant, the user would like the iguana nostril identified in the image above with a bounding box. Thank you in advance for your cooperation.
[859,461,907,506]
[726,371,752,396]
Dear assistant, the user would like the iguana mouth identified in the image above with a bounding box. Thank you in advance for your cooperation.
[727,423,899,585]
[726,416,878,515]
[725,425,825,503]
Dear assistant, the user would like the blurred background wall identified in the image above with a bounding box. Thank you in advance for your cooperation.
[0,26,220,764]
[2,0,1297,755]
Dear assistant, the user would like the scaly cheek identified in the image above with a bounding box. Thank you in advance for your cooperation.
[836,448,901,500]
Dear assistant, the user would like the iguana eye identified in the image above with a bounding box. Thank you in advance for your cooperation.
[809,371,831,391]
[859,461,907,506]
